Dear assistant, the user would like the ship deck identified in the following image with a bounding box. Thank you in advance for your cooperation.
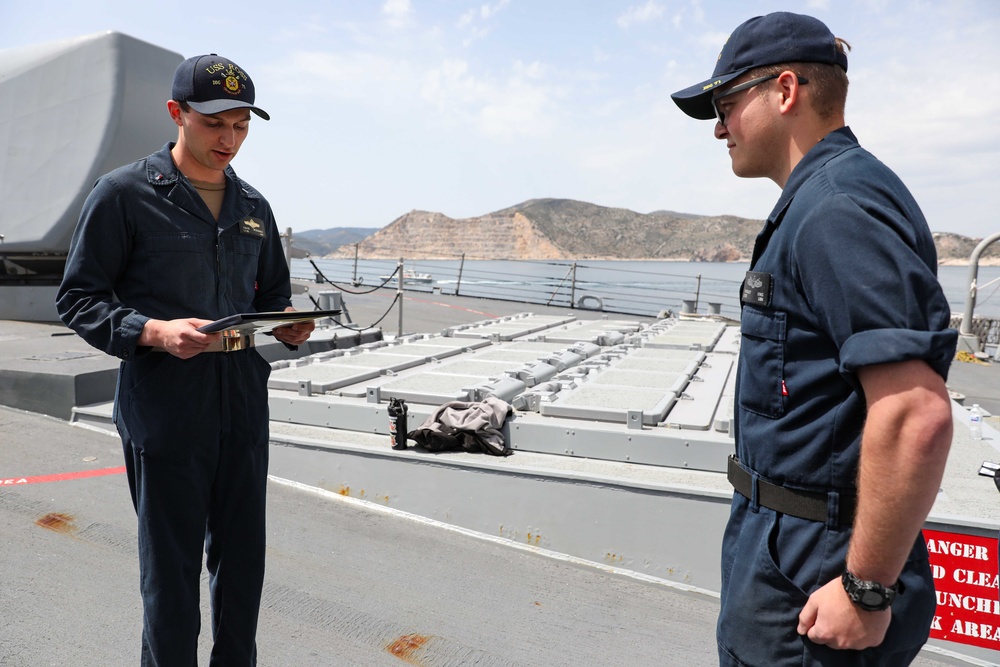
[1,286,997,665]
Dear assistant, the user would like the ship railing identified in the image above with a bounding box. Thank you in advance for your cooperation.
[288,249,745,323]
[956,231,1000,358]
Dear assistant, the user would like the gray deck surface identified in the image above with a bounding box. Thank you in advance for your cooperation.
[2,406,724,666]
[0,286,990,665]
[0,406,964,666]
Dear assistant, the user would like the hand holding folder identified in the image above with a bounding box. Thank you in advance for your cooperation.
[196,309,341,335]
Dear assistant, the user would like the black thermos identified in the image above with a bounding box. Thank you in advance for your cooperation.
[388,397,408,450]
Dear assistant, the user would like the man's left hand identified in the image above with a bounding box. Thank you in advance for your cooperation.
[797,577,890,650]
[271,307,316,347]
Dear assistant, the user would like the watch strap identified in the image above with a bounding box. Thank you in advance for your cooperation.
[841,570,903,611]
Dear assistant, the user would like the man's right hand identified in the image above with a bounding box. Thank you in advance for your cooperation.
[138,318,222,359]
[797,576,891,650]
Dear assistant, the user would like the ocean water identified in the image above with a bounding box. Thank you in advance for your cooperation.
[293,258,1000,321]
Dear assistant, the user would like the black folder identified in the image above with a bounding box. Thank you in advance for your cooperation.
[196,309,341,335]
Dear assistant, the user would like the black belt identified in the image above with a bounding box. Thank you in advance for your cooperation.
[727,456,856,528]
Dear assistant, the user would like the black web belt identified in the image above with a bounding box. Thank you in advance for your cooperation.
[727,456,856,528]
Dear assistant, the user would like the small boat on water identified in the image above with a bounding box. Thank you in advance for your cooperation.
[380,269,434,285]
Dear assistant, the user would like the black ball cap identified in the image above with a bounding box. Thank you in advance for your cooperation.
[172,54,270,120]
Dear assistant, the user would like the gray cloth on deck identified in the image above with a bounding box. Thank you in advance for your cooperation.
[408,395,513,456]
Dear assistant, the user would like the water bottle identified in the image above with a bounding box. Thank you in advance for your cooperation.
[970,404,983,441]
[388,397,409,450]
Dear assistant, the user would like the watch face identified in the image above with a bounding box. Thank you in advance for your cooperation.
[861,589,885,608]
[843,571,895,611]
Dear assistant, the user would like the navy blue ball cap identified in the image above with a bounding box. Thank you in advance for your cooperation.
[671,12,848,120]
[172,54,270,120]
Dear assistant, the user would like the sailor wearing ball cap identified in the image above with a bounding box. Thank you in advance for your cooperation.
[58,53,313,665]
[671,12,956,667]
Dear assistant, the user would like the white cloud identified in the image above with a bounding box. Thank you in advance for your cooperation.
[457,1,510,27]
[617,1,666,29]
[688,0,704,23]
[579,142,656,173]
[273,17,328,42]
[422,59,481,105]
[422,59,557,138]
[457,0,510,45]
[670,0,704,29]
[847,47,1000,235]
[381,0,413,28]
[480,0,510,20]
[457,9,476,28]
[269,50,415,104]
[698,30,728,51]
[461,26,491,48]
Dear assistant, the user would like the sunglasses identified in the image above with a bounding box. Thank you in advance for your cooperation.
[712,74,809,125]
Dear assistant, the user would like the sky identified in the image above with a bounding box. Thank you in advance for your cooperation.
[2,1,998,239]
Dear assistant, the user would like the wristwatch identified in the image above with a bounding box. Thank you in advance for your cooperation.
[841,570,903,612]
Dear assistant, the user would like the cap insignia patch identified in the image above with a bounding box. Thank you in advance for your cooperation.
[205,62,248,97]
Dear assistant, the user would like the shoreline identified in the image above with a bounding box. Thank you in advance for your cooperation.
[939,258,1000,267]
[317,255,1000,266]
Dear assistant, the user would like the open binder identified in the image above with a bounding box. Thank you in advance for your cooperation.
[196,309,342,335]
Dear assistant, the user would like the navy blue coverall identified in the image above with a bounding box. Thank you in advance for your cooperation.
[57,143,292,665]
[718,128,957,666]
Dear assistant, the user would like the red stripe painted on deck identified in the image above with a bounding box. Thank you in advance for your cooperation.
[1,466,126,487]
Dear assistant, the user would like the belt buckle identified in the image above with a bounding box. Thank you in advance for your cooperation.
[220,329,250,352]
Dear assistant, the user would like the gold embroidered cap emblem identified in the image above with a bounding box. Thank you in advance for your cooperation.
[205,61,248,96]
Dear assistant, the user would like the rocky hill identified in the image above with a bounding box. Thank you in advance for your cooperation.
[933,232,1000,266]
[292,227,378,258]
[325,199,763,261]
[316,198,997,264]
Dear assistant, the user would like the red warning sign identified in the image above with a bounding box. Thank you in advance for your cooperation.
[925,529,1000,651]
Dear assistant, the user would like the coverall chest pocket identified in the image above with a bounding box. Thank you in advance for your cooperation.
[136,232,213,307]
[225,234,263,306]
[738,307,787,418]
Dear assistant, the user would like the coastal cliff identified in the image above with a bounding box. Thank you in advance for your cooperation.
[307,198,998,264]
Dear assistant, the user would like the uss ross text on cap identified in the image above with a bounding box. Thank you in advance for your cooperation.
[671,12,848,120]
[172,54,270,120]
